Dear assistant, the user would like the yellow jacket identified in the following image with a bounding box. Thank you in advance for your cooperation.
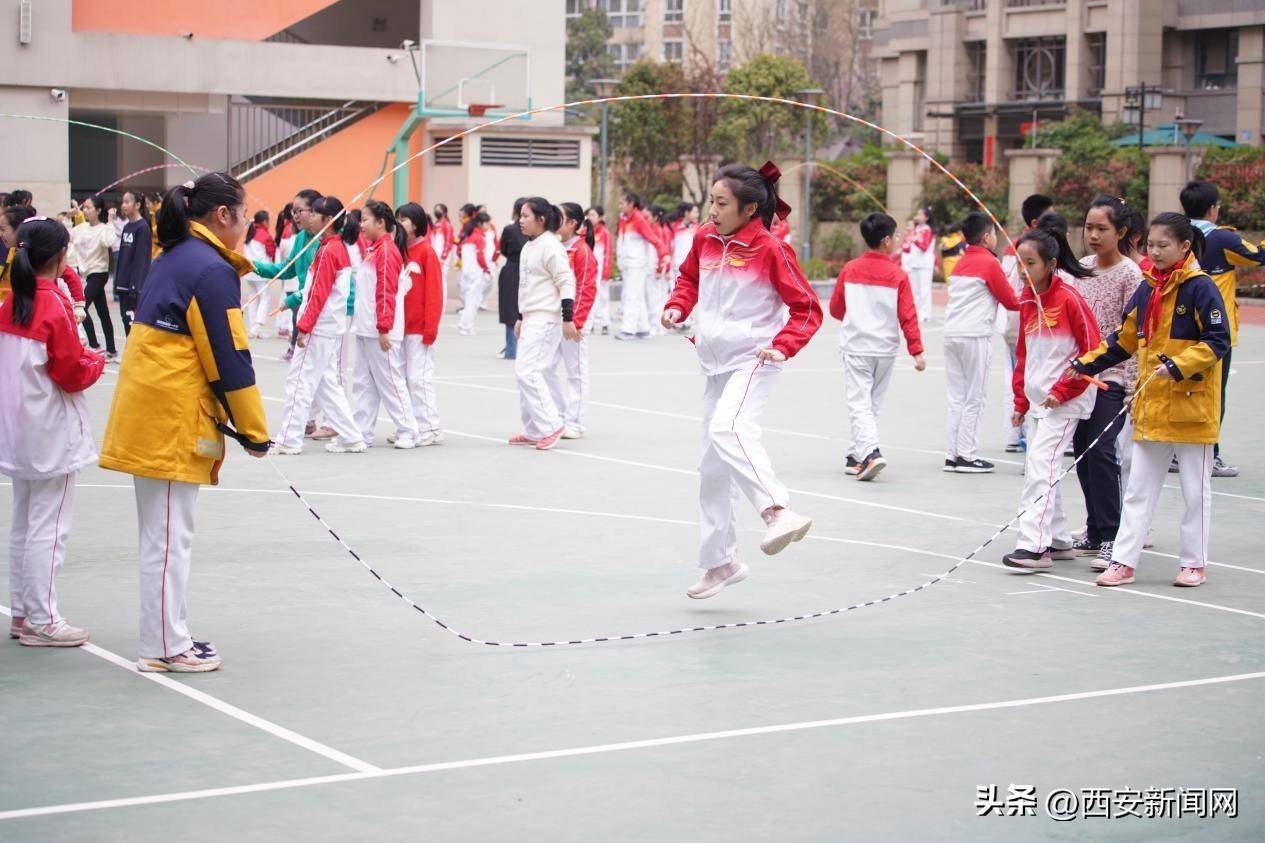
[1197,224,1265,347]
[1074,254,1230,445]
[100,222,270,485]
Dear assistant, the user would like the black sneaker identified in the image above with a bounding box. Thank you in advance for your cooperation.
[1212,456,1239,478]
[1091,541,1113,572]
[1168,455,1180,474]
[1002,548,1052,570]
[856,449,887,481]
[1004,442,1025,453]
[1072,536,1102,556]
[943,458,957,472]
[1064,447,1075,457]
[955,457,995,473]
[845,455,861,476]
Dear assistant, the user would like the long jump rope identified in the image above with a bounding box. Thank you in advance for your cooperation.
[3,97,1164,647]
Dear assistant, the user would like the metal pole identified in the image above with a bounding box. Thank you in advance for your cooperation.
[1138,82,1145,151]
[801,106,811,263]
[598,101,609,210]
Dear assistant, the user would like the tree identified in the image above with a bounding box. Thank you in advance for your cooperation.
[565,6,616,110]
[609,60,689,201]
[714,53,819,165]
[808,0,880,121]
[1033,110,1147,222]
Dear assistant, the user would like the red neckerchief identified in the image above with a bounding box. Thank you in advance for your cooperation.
[1142,256,1185,342]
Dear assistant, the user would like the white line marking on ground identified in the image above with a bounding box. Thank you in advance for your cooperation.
[4,669,1263,821]
[0,605,379,774]
[1006,583,1097,598]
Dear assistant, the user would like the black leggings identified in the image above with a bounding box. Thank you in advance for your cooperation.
[1072,381,1126,543]
[80,272,116,354]
[1215,348,1231,458]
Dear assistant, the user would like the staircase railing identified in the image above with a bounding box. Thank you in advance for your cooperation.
[228,98,386,181]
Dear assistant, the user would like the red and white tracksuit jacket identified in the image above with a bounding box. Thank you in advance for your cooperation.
[0,280,105,478]
[403,237,444,345]
[671,220,695,277]
[354,238,407,340]
[770,217,792,245]
[900,224,935,269]
[616,212,668,269]
[945,245,1020,337]
[828,251,924,358]
[566,236,599,331]
[460,226,490,274]
[594,221,613,279]
[430,218,455,263]
[297,234,356,338]
[666,218,823,375]
[1012,276,1100,421]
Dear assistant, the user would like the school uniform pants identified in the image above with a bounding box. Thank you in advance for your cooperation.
[277,332,362,449]
[352,336,418,446]
[1215,349,1231,459]
[1015,415,1079,552]
[843,353,895,460]
[698,361,789,570]
[908,266,933,322]
[80,271,117,354]
[515,319,565,439]
[7,473,76,626]
[617,257,649,335]
[1072,382,1126,543]
[645,269,668,335]
[591,278,612,329]
[1117,410,1136,489]
[458,270,488,332]
[1112,441,1212,569]
[548,334,590,433]
[118,291,137,336]
[403,335,442,434]
[133,476,199,659]
[1003,337,1025,446]
[242,274,270,335]
[943,335,991,461]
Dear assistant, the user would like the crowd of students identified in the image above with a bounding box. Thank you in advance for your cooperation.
[0,165,1252,671]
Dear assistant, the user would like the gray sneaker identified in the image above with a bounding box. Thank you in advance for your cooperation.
[1212,456,1240,478]
[18,619,90,648]
[1091,541,1113,572]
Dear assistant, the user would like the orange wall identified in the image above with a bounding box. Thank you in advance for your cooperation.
[242,103,421,219]
[72,0,339,40]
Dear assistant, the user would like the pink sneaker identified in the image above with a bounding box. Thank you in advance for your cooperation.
[1173,567,1205,588]
[308,425,337,441]
[9,616,24,639]
[508,434,538,446]
[19,619,90,647]
[686,562,749,599]
[1095,562,1135,587]
[535,426,565,451]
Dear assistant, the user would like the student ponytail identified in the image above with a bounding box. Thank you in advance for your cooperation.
[458,203,480,242]
[311,195,358,245]
[712,163,780,228]
[1151,211,1206,262]
[156,171,245,251]
[8,217,70,327]
[561,202,594,248]
[364,199,407,256]
[522,197,560,233]
[1033,211,1092,279]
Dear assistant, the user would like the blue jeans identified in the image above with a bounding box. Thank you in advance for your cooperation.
[504,324,518,359]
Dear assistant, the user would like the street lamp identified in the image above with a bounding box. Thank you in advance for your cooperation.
[1174,114,1205,184]
[591,78,619,210]
[795,87,825,264]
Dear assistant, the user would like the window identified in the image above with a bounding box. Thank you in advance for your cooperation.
[663,0,683,24]
[565,0,583,18]
[1086,33,1105,97]
[775,0,787,27]
[662,39,683,63]
[717,39,732,70]
[607,41,644,72]
[432,136,462,166]
[1011,36,1065,101]
[1196,29,1239,90]
[858,7,877,39]
[965,41,986,103]
[717,0,732,24]
[480,138,581,168]
[600,0,642,28]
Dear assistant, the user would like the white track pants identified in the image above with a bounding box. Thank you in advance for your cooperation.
[645,270,668,335]
[909,266,933,322]
[515,319,564,439]
[7,473,76,625]
[1117,411,1135,488]
[1113,441,1212,569]
[843,353,895,460]
[352,336,418,446]
[591,278,612,330]
[134,476,199,659]
[944,335,992,461]
[278,333,362,449]
[242,274,269,336]
[403,336,442,433]
[698,361,788,570]
[1015,416,1078,552]
[1003,337,1025,446]
[459,270,488,332]
[548,334,590,433]
[618,258,648,335]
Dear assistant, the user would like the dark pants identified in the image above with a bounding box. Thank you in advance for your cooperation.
[1073,381,1126,543]
[80,271,116,354]
[118,291,137,336]
[1215,348,1231,458]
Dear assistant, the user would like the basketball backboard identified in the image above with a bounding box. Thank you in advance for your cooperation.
[418,39,531,119]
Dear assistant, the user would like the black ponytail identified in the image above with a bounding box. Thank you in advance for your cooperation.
[561,202,594,248]
[1033,211,1092,279]
[156,171,245,251]
[8,217,70,327]
[458,203,480,242]
[394,202,430,241]
[522,197,560,233]
[712,163,778,228]
[365,199,407,257]
[311,195,359,245]
[274,203,292,245]
[1087,194,1135,257]
[1151,211,1205,262]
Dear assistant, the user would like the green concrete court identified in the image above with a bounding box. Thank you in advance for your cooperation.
[3,302,1264,841]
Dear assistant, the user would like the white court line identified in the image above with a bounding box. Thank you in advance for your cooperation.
[1006,583,1097,598]
[4,669,1263,821]
[0,605,379,774]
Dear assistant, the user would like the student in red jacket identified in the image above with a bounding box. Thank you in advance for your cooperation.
[550,202,599,439]
[662,163,822,600]
[829,213,926,481]
[586,205,614,335]
[429,202,455,303]
[397,202,445,445]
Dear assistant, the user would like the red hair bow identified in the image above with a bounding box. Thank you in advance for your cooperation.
[759,160,794,221]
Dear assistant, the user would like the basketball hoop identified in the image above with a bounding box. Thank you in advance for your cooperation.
[467,103,503,117]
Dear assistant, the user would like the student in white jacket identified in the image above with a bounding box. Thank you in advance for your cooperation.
[899,206,936,322]
[0,218,106,647]
[509,198,577,452]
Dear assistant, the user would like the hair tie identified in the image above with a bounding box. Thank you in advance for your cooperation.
[758,160,794,221]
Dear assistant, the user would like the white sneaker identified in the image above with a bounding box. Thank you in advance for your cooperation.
[270,444,303,456]
[760,508,812,556]
[418,430,445,446]
[686,562,750,599]
[19,619,90,648]
[561,427,585,440]
[393,436,419,450]
[137,646,222,673]
[325,441,367,454]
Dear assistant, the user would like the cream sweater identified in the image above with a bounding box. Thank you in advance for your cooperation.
[71,222,116,276]
[517,230,576,322]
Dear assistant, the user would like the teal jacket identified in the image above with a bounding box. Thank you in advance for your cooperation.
[253,229,318,311]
